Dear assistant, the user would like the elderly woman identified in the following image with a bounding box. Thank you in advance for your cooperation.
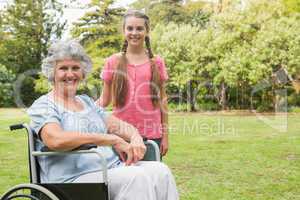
[27,40,178,200]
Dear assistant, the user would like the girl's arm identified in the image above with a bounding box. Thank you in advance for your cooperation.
[97,82,111,107]
[160,84,169,156]
[161,98,169,136]
[105,115,144,144]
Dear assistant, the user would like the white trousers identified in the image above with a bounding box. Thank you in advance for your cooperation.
[73,161,179,200]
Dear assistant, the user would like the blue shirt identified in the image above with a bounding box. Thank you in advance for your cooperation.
[27,94,121,183]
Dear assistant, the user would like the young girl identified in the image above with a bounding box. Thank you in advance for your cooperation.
[98,10,169,157]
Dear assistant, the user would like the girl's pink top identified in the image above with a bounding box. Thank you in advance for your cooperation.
[101,54,168,139]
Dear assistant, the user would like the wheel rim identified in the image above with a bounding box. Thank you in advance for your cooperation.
[2,184,59,200]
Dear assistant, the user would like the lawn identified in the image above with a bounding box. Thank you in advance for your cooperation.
[0,109,300,199]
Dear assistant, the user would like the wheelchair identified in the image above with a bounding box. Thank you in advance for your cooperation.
[0,123,160,200]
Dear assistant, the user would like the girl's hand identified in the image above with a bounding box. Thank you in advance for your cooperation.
[130,134,146,163]
[160,134,169,156]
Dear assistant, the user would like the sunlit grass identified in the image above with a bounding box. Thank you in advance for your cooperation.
[0,109,300,199]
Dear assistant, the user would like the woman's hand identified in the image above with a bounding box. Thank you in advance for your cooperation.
[130,134,146,163]
[160,134,169,156]
[113,138,136,166]
[106,115,146,162]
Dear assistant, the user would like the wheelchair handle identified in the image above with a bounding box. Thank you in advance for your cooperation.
[9,124,25,131]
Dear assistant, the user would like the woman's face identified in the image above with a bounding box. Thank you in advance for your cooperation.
[124,16,148,48]
[53,58,83,95]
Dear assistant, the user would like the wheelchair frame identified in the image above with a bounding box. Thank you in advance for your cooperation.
[0,123,160,200]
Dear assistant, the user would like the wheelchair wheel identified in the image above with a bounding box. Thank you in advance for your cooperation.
[1,183,59,200]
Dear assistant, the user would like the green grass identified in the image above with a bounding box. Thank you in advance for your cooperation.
[1,109,300,199]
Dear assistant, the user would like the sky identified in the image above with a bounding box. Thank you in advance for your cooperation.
[64,0,137,24]
[62,0,137,38]
[0,0,137,13]
[0,0,137,37]
[115,0,137,7]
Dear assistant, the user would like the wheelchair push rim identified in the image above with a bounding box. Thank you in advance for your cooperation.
[1,183,59,200]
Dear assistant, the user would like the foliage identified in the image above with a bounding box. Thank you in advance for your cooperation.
[130,0,210,27]
[0,0,65,106]
[1,0,300,111]
[34,74,51,94]
[0,0,65,74]
[152,23,200,88]
[282,0,300,13]
[181,0,211,27]
[146,0,186,26]
[289,106,300,113]
[151,0,300,111]
[206,0,300,110]
[71,0,124,59]
[82,57,104,99]
[152,23,204,111]
[129,0,152,11]
[0,64,15,107]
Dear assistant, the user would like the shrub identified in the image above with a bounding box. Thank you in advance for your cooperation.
[0,64,15,107]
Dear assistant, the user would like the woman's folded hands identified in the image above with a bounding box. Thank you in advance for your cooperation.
[113,135,146,166]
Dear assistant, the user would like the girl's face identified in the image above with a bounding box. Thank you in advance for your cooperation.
[124,16,148,48]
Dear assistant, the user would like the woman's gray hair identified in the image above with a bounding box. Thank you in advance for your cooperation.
[41,39,92,82]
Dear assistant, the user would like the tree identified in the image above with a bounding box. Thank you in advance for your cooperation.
[130,0,152,11]
[130,0,186,27]
[151,23,205,111]
[191,0,296,110]
[202,0,300,110]
[182,0,211,27]
[71,0,124,58]
[251,12,300,110]
[70,0,125,98]
[130,0,211,28]
[151,0,300,111]
[0,0,65,106]
[0,0,65,74]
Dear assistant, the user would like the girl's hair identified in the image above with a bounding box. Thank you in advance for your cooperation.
[112,10,164,108]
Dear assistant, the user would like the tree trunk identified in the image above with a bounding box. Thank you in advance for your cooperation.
[187,80,197,112]
[220,81,227,110]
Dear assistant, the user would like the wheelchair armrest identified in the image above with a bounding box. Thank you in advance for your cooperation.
[32,148,108,185]
[143,140,161,161]
[41,144,97,152]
